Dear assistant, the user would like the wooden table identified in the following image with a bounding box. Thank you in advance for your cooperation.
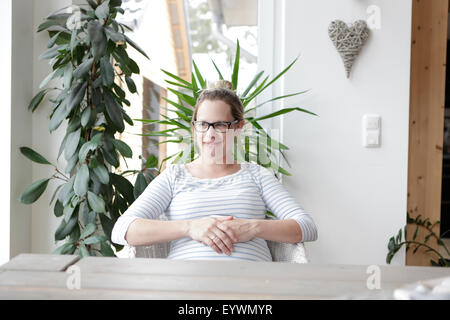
[0,253,449,300]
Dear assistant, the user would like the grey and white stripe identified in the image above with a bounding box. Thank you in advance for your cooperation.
[111,161,318,261]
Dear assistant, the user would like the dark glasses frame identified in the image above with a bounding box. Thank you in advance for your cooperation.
[191,120,239,133]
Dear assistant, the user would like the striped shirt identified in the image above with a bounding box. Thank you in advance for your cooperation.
[111,161,318,261]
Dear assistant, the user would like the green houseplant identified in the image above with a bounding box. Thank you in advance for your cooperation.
[387,212,450,267]
[18,0,151,257]
[137,40,318,179]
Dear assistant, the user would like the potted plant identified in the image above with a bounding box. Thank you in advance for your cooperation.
[387,212,450,266]
[18,0,150,257]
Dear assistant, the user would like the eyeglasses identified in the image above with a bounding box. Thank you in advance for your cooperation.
[191,120,239,133]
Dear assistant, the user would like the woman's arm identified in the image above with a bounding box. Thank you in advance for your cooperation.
[111,165,175,246]
[125,218,190,246]
[216,218,302,244]
[254,218,303,244]
[257,166,318,243]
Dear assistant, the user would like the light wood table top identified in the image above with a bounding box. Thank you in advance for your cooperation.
[0,254,449,300]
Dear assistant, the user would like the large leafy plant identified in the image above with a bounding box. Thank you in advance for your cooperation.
[18,0,150,257]
[137,40,318,179]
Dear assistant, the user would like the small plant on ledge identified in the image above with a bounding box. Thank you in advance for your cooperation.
[387,212,450,267]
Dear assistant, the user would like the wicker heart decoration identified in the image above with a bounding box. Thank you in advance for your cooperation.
[328,20,370,78]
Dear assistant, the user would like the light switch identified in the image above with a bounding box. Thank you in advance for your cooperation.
[365,132,379,146]
[362,114,381,147]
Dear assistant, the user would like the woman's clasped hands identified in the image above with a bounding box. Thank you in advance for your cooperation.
[187,215,258,255]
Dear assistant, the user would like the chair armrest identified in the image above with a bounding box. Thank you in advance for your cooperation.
[266,240,309,264]
[264,214,309,263]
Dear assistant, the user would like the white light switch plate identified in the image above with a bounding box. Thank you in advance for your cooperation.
[362,114,381,147]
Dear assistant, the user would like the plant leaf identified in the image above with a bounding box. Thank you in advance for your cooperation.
[78,133,102,161]
[210,57,224,80]
[100,241,115,256]
[63,203,77,223]
[53,242,76,255]
[64,128,81,161]
[95,0,110,20]
[68,81,88,110]
[92,164,110,185]
[161,69,192,87]
[104,26,125,43]
[28,89,48,112]
[253,90,310,110]
[244,57,298,106]
[167,88,196,107]
[54,199,64,217]
[133,172,148,199]
[252,107,318,122]
[54,214,78,241]
[124,34,149,59]
[87,191,105,213]
[161,97,193,116]
[87,20,107,60]
[110,173,134,204]
[125,76,136,93]
[49,101,69,132]
[73,57,94,79]
[74,164,89,197]
[20,147,52,165]
[84,234,107,245]
[18,178,50,204]
[241,71,264,98]
[413,225,419,240]
[57,176,75,206]
[145,154,158,168]
[79,243,91,257]
[99,212,115,242]
[192,60,206,89]
[104,90,125,132]
[100,56,114,87]
[39,44,65,60]
[231,39,240,90]
[111,139,133,158]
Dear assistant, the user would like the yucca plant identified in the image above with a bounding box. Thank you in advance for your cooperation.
[18,0,151,257]
[136,40,318,179]
[387,212,450,267]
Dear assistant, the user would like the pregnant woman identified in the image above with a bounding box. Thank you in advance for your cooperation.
[111,80,318,261]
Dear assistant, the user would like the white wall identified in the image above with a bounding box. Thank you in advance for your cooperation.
[0,0,12,265]
[10,0,35,260]
[31,0,72,254]
[259,0,412,265]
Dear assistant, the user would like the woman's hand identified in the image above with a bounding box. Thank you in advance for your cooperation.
[216,218,259,243]
[187,216,235,255]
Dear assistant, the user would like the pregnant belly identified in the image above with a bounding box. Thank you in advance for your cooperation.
[167,237,272,261]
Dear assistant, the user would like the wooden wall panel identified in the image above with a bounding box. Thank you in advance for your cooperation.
[407,0,448,266]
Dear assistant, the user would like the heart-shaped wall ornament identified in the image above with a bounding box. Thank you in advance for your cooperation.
[328,20,370,78]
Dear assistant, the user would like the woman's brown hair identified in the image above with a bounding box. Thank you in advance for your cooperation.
[191,80,244,124]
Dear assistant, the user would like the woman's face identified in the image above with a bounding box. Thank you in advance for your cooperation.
[193,99,244,164]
